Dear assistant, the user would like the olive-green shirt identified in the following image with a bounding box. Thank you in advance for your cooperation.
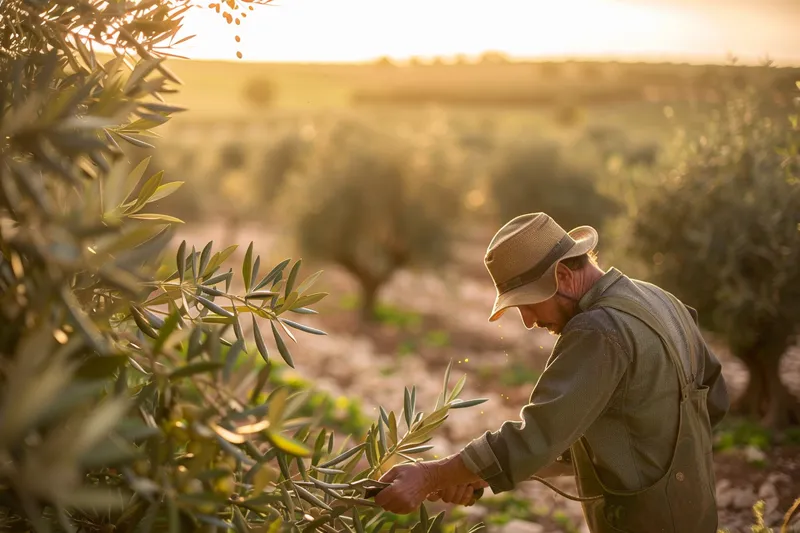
[460,268,730,493]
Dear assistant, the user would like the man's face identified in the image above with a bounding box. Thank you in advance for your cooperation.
[515,264,579,335]
[516,298,575,335]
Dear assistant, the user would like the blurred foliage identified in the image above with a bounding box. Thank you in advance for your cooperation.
[424,330,451,349]
[581,125,660,169]
[258,132,310,206]
[489,140,621,231]
[497,362,541,388]
[155,127,310,226]
[218,143,248,172]
[713,417,774,452]
[552,103,585,129]
[481,494,536,526]
[0,1,488,531]
[374,304,424,330]
[280,117,464,321]
[267,367,373,438]
[629,74,800,429]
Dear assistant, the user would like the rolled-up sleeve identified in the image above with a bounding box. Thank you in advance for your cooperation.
[686,303,730,428]
[460,320,631,493]
[701,344,729,428]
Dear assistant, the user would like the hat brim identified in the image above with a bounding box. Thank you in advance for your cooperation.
[488,225,598,322]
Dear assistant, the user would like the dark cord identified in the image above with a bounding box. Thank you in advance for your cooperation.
[530,476,603,502]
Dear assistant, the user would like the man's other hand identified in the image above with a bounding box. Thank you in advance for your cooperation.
[427,480,488,506]
[374,462,436,514]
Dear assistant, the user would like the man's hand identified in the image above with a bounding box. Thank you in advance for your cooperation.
[427,480,488,506]
[374,454,483,514]
[374,462,437,514]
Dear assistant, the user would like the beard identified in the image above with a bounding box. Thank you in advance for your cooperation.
[552,292,581,334]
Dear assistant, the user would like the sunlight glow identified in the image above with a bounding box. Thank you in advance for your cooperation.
[170,0,800,65]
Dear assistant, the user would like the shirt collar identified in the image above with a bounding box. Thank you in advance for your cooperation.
[578,267,624,311]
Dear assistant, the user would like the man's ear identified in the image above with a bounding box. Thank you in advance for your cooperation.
[555,262,573,289]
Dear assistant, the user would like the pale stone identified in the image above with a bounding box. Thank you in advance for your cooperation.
[715,479,734,508]
[462,504,489,523]
[498,519,545,533]
[731,487,758,509]
[766,471,793,489]
[758,480,780,513]
[744,445,766,465]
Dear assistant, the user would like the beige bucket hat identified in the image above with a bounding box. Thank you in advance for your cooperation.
[485,213,598,322]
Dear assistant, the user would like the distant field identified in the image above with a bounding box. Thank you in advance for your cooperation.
[147,58,797,153]
[160,58,799,113]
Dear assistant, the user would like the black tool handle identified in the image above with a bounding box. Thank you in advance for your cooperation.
[366,486,485,501]
[364,487,383,499]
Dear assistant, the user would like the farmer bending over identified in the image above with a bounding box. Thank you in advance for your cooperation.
[374,212,730,533]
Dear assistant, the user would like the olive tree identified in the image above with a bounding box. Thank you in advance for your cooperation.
[489,141,621,232]
[258,133,309,206]
[282,118,464,322]
[630,83,800,429]
[0,1,487,531]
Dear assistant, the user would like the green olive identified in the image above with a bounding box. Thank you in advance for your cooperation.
[182,404,203,423]
[175,465,190,489]
[167,420,189,443]
[196,501,216,514]
[132,460,150,477]
[186,440,205,457]
[213,475,235,497]
[185,479,203,494]
[220,455,238,472]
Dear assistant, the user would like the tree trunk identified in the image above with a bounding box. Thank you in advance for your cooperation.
[222,215,241,247]
[734,356,768,418]
[762,354,800,429]
[335,254,391,326]
[359,280,380,324]
[734,352,800,429]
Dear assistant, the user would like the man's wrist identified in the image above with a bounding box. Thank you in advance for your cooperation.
[423,453,482,491]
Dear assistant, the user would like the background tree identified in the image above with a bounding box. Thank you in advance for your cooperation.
[581,125,660,169]
[281,117,464,322]
[258,131,309,210]
[478,51,510,65]
[489,141,621,231]
[242,77,275,110]
[218,142,249,173]
[0,1,487,531]
[630,82,800,429]
[553,102,585,129]
[375,56,395,67]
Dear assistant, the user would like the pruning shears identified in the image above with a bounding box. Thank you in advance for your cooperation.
[349,479,393,499]
[349,478,485,501]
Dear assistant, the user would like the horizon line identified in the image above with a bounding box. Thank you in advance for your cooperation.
[159,52,800,69]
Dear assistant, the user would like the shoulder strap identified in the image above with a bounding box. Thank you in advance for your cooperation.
[662,291,699,384]
[590,295,691,391]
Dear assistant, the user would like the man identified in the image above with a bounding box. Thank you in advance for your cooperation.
[374,213,729,533]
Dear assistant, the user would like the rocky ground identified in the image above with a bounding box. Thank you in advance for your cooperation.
[175,224,800,533]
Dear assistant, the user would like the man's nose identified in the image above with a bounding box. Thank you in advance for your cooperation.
[518,307,536,329]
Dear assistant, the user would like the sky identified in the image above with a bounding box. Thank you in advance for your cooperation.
[172,0,800,65]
